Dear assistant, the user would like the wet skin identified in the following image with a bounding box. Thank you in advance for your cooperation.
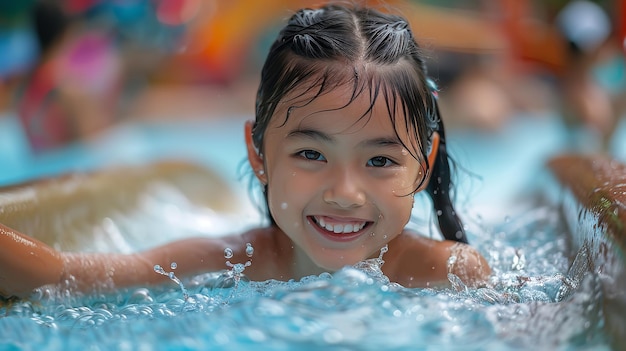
[0,83,490,299]
[245,83,490,286]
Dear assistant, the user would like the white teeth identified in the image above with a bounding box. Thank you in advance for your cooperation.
[316,217,366,234]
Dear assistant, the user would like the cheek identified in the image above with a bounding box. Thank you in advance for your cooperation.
[381,189,415,224]
[268,166,304,196]
[388,168,422,196]
[266,168,311,221]
[395,196,415,218]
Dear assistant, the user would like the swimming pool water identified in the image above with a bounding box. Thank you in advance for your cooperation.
[0,111,623,350]
[0,200,611,350]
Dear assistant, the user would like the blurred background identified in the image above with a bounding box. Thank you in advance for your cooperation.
[0,0,624,209]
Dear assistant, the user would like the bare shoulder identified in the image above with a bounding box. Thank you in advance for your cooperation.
[237,226,295,281]
[383,231,491,288]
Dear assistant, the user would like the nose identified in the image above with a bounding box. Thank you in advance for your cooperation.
[322,167,366,208]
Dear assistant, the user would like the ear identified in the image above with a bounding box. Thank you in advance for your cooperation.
[415,132,440,192]
[245,121,267,184]
[427,131,440,170]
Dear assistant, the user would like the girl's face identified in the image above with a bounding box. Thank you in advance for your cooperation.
[247,83,435,271]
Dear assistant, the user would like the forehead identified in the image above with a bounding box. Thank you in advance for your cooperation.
[270,78,407,135]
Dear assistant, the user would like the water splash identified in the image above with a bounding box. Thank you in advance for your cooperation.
[2,197,610,350]
[352,245,389,282]
[377,244,388,265]
[224,243,254,292]
[154,262,189,301]
[556,243,592,302]
[511,249,526,271]
[224,248,233,259]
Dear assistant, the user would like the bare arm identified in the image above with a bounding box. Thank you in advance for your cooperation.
[1,221,246,298]
[445,241,491,287]
[0,223,64,298]
[57,236,244,295]
[385,233,491,288]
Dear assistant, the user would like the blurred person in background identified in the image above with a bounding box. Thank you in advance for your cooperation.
[0,1,39,112]
[5,0,624,153]
[555,0,625,151]
[10,0,189,153]
[433,0,624,152]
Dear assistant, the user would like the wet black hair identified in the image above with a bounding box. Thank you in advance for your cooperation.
[250,3,468,243]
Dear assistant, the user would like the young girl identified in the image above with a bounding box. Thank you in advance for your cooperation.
[0,3,490,300]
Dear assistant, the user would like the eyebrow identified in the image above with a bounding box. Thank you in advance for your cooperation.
[287,129,333,142]
[286,128,404,148]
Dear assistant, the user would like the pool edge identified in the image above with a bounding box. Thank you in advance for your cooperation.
[548,154,626,349]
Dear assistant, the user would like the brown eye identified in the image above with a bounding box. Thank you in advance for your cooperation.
[368,156,393,167]
[298,150,325,161]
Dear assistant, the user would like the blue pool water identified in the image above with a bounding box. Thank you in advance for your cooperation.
[0,202,609,350]
[0,111,624,350]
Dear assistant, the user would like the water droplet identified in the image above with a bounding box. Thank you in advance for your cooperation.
[379,245,388,255]
[436,210,443,216]
[153,262,189,301]
[224,248,234,259]
[512,249,526,270]
[246,243,254,257]
[447,255,457,271]
[281,202,288,210]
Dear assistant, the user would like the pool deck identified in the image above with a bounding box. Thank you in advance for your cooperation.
[548,154,626,349]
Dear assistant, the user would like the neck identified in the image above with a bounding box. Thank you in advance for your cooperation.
[271,227,327,280]
[291,245,327,279]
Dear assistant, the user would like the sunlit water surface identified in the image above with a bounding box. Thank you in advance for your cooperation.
[0,202,611,351]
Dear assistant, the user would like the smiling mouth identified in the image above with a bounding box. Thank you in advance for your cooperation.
[310,216,372,234]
